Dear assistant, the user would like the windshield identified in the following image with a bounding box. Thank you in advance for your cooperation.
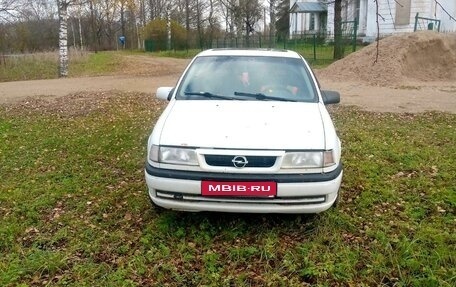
[176,55,318,102]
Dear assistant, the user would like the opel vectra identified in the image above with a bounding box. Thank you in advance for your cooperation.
[145,49,342,213]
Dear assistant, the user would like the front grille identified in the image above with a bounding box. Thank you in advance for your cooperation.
[156,191,326,205]
[204,155,277,168]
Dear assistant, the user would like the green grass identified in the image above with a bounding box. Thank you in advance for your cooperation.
[69,51,123,77]
[0,95,455,286]
[0,51,122,82]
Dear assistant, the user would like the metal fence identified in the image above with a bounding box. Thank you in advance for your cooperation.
[146,32,358,64]
[414,13,441,32]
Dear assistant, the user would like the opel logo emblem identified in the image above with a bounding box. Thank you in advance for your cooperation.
[232,156,248,168]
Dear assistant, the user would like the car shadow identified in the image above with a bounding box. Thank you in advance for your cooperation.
[153,208,322,237]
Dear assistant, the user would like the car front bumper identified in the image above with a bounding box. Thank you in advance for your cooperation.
[145,163,343,214]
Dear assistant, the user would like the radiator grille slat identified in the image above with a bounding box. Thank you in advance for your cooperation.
[204,155,276,168]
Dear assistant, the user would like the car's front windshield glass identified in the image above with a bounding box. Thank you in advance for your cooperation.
[175,55,318,102]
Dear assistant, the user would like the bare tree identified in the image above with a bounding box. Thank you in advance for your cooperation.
[71,0,85,50]
[219,0,234,35]
[207,0,219,45]
[220,0,262,36]
[125,0,142,49]
[237,0,262,45]
[148,0,167,21]
[88,0,99,51]
[333,0,343,60]
[275,0,289,40]
[21,0,55,21]
[184,0,190,47]
[57,0,74,77]
[0,0,22,21]
[138,0,146,26]
[120,0,127,40]
[267,0,277,47]
[195,0,207,48]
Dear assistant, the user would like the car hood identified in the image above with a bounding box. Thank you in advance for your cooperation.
[159,100,325,150]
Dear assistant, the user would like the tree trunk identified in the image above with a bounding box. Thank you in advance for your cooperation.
[185,0,190,49]
[166,12,171,50]
[89,0,98,52]
[333,0,344,60]
[196,0,203,49]
[120,1,126,38]
[269,0,276,48]
[149,0,154,20]
[78,17,83,50]
[139,0,146,26]
[58,0,69,78]
[208,0,215,46]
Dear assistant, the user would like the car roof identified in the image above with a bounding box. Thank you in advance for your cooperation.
[195,48,302,59]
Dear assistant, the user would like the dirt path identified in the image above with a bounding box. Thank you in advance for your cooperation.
[0,56,455,113]
[0,75,179,104]
[318,78,456,113]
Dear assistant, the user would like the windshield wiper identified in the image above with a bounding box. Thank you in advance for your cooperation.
[184,91,235,100]
[234,91,296,102]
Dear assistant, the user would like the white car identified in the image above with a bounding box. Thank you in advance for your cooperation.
[145,49,342,213]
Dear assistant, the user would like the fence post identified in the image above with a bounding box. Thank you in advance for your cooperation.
[414,13,419,32]
[353,18,358,52]
[313,34,317,61]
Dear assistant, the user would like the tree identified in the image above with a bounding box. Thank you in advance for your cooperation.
[237,0,262,38]
[333,0,343,60]
[275,0,289,41]
[0,0,22,22]
[332,0,380,61]
[21,0,56,21]
[57,0,73,78]
[148,0,167,21]
[119,0,141,49]
[142,18,186,50]
[220,0,262,42]
[87,0,120,50]
[69,0,85,50]
[267,0,277,47]
[206,0,220,46]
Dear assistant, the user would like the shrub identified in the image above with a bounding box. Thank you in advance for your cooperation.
[142,19,187,51]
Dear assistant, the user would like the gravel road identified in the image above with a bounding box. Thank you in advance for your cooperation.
[1,56,455,113]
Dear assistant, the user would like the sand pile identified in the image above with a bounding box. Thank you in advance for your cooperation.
[319,31,456,86]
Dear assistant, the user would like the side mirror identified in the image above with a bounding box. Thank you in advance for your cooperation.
[156,87,174,101]
[321,90,340,105]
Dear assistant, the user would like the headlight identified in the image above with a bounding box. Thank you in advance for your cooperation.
[282,151,336,168]
[149,145,198,166]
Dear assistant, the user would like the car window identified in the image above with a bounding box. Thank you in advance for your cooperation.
[176,55,318,102]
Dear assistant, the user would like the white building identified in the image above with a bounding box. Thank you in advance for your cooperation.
[290,1,456,40]
[289,1,328,36]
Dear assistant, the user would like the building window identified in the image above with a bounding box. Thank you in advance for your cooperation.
[395,0,411,25]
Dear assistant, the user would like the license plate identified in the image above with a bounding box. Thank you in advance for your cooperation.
[201,181,277,197]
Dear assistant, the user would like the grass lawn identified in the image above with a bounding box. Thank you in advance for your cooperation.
[0,93,455,286]
[0,46,354,83]
[0,51,122,82]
